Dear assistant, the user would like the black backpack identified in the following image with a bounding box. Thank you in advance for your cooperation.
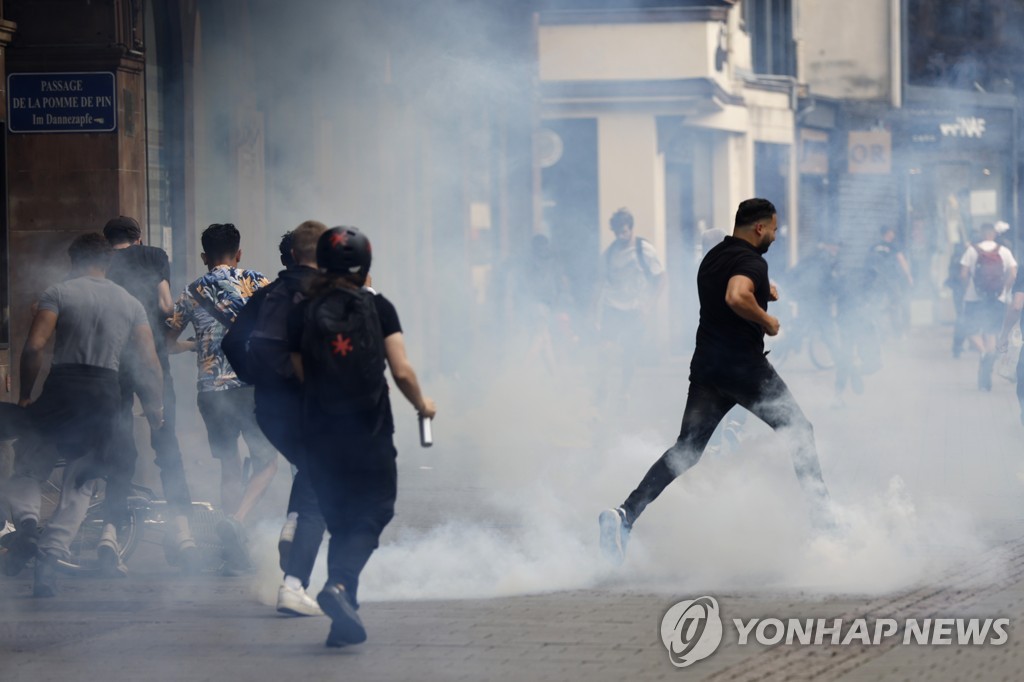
[246,278,307,387]
[221,285,270,385]
[301,287,387,414]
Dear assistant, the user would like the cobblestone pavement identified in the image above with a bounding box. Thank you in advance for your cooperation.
[3,321,1024,681]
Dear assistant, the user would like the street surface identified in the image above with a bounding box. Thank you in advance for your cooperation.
[3,320,1024,681]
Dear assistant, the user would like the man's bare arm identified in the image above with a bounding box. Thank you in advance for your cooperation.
[383,332,436,417]
[18,309,58,405]
[158,280,174,316]
[725,275,780,336]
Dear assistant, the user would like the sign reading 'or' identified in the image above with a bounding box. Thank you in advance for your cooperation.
[848,130,891,175]
[7,72,117,133]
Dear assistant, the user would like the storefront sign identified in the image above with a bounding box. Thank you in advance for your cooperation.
[901,107,1009,148]
[799,128,829,175]
[848,130,891,174]
[7,72,117,133]
[939,116,986,138]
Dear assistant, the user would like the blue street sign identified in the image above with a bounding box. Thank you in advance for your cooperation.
[7,72,117,133]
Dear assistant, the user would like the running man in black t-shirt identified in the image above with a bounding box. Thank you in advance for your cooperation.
[101,216,200,575]
[599,199,833,564]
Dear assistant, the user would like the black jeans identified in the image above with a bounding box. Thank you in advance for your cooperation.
[306,425,397,607]
[255,385,326,587]
[105,354,193,528]
[622,356,830,525]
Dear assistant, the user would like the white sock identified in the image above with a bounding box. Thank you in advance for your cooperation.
[286,512,298,523]
[284,575,302,591]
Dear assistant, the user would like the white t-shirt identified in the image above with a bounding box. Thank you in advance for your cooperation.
[960,240,1017,302]
[602,238,664,311]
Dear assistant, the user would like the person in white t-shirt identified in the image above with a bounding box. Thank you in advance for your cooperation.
[960,222,1018,391]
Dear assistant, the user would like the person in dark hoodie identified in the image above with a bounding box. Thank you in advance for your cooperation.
[225,221,328,615]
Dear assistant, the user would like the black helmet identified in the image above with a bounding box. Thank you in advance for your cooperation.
[317,226,372,280]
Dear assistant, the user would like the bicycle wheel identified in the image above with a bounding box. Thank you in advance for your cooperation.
[58,495,142,573]
[159,501,226,572]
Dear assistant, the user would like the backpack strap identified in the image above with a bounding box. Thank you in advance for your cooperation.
[605,238,656,282]
[635,237,654,282]
[188,281,236,329]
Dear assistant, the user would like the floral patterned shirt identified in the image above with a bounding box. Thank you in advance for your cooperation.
[167,265,270,392]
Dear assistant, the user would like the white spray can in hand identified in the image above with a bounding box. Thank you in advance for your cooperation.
[418,415,433,448]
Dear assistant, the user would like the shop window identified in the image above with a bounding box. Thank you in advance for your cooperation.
[905,0,1022,93]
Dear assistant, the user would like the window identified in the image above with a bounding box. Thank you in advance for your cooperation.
[906,0,1021,92]
[746,0,795,77]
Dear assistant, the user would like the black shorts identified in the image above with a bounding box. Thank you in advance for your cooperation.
[964,299,1004,336]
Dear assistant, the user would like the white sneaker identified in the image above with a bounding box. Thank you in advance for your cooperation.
[277,582,323,617]
[598,507,631,566]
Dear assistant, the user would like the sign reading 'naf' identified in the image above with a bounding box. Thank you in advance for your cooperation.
[7,72,117,133]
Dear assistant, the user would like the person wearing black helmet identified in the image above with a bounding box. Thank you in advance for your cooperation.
[288,226,436,647]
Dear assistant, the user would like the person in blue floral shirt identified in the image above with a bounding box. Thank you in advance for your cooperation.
[166,223,278,575]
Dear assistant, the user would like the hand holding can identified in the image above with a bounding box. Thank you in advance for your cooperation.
[418,414,433,448]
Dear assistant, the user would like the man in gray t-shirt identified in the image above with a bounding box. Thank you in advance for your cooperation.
[0,233,163,597]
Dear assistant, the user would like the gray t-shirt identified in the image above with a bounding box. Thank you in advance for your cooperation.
[37,275,148,371]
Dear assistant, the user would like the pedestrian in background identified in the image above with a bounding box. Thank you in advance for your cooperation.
[594,208,665,411]
[961,222,1017,391]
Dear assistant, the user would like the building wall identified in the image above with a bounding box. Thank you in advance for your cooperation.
[539,22,720,83]
[797,0,895,102]
[3,0,147,401]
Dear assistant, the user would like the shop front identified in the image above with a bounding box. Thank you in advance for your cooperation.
[897,104,1017,309]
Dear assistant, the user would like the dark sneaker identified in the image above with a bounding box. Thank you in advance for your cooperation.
[598,507,631,565]
[33,552,58,598]
[3,519,39,577]
[318,584,366,646]
[216,518,253,574]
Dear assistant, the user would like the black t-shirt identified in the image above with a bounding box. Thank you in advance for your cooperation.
[107,244,171,355]
[692,236,771,369]
[287,291,402,435]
